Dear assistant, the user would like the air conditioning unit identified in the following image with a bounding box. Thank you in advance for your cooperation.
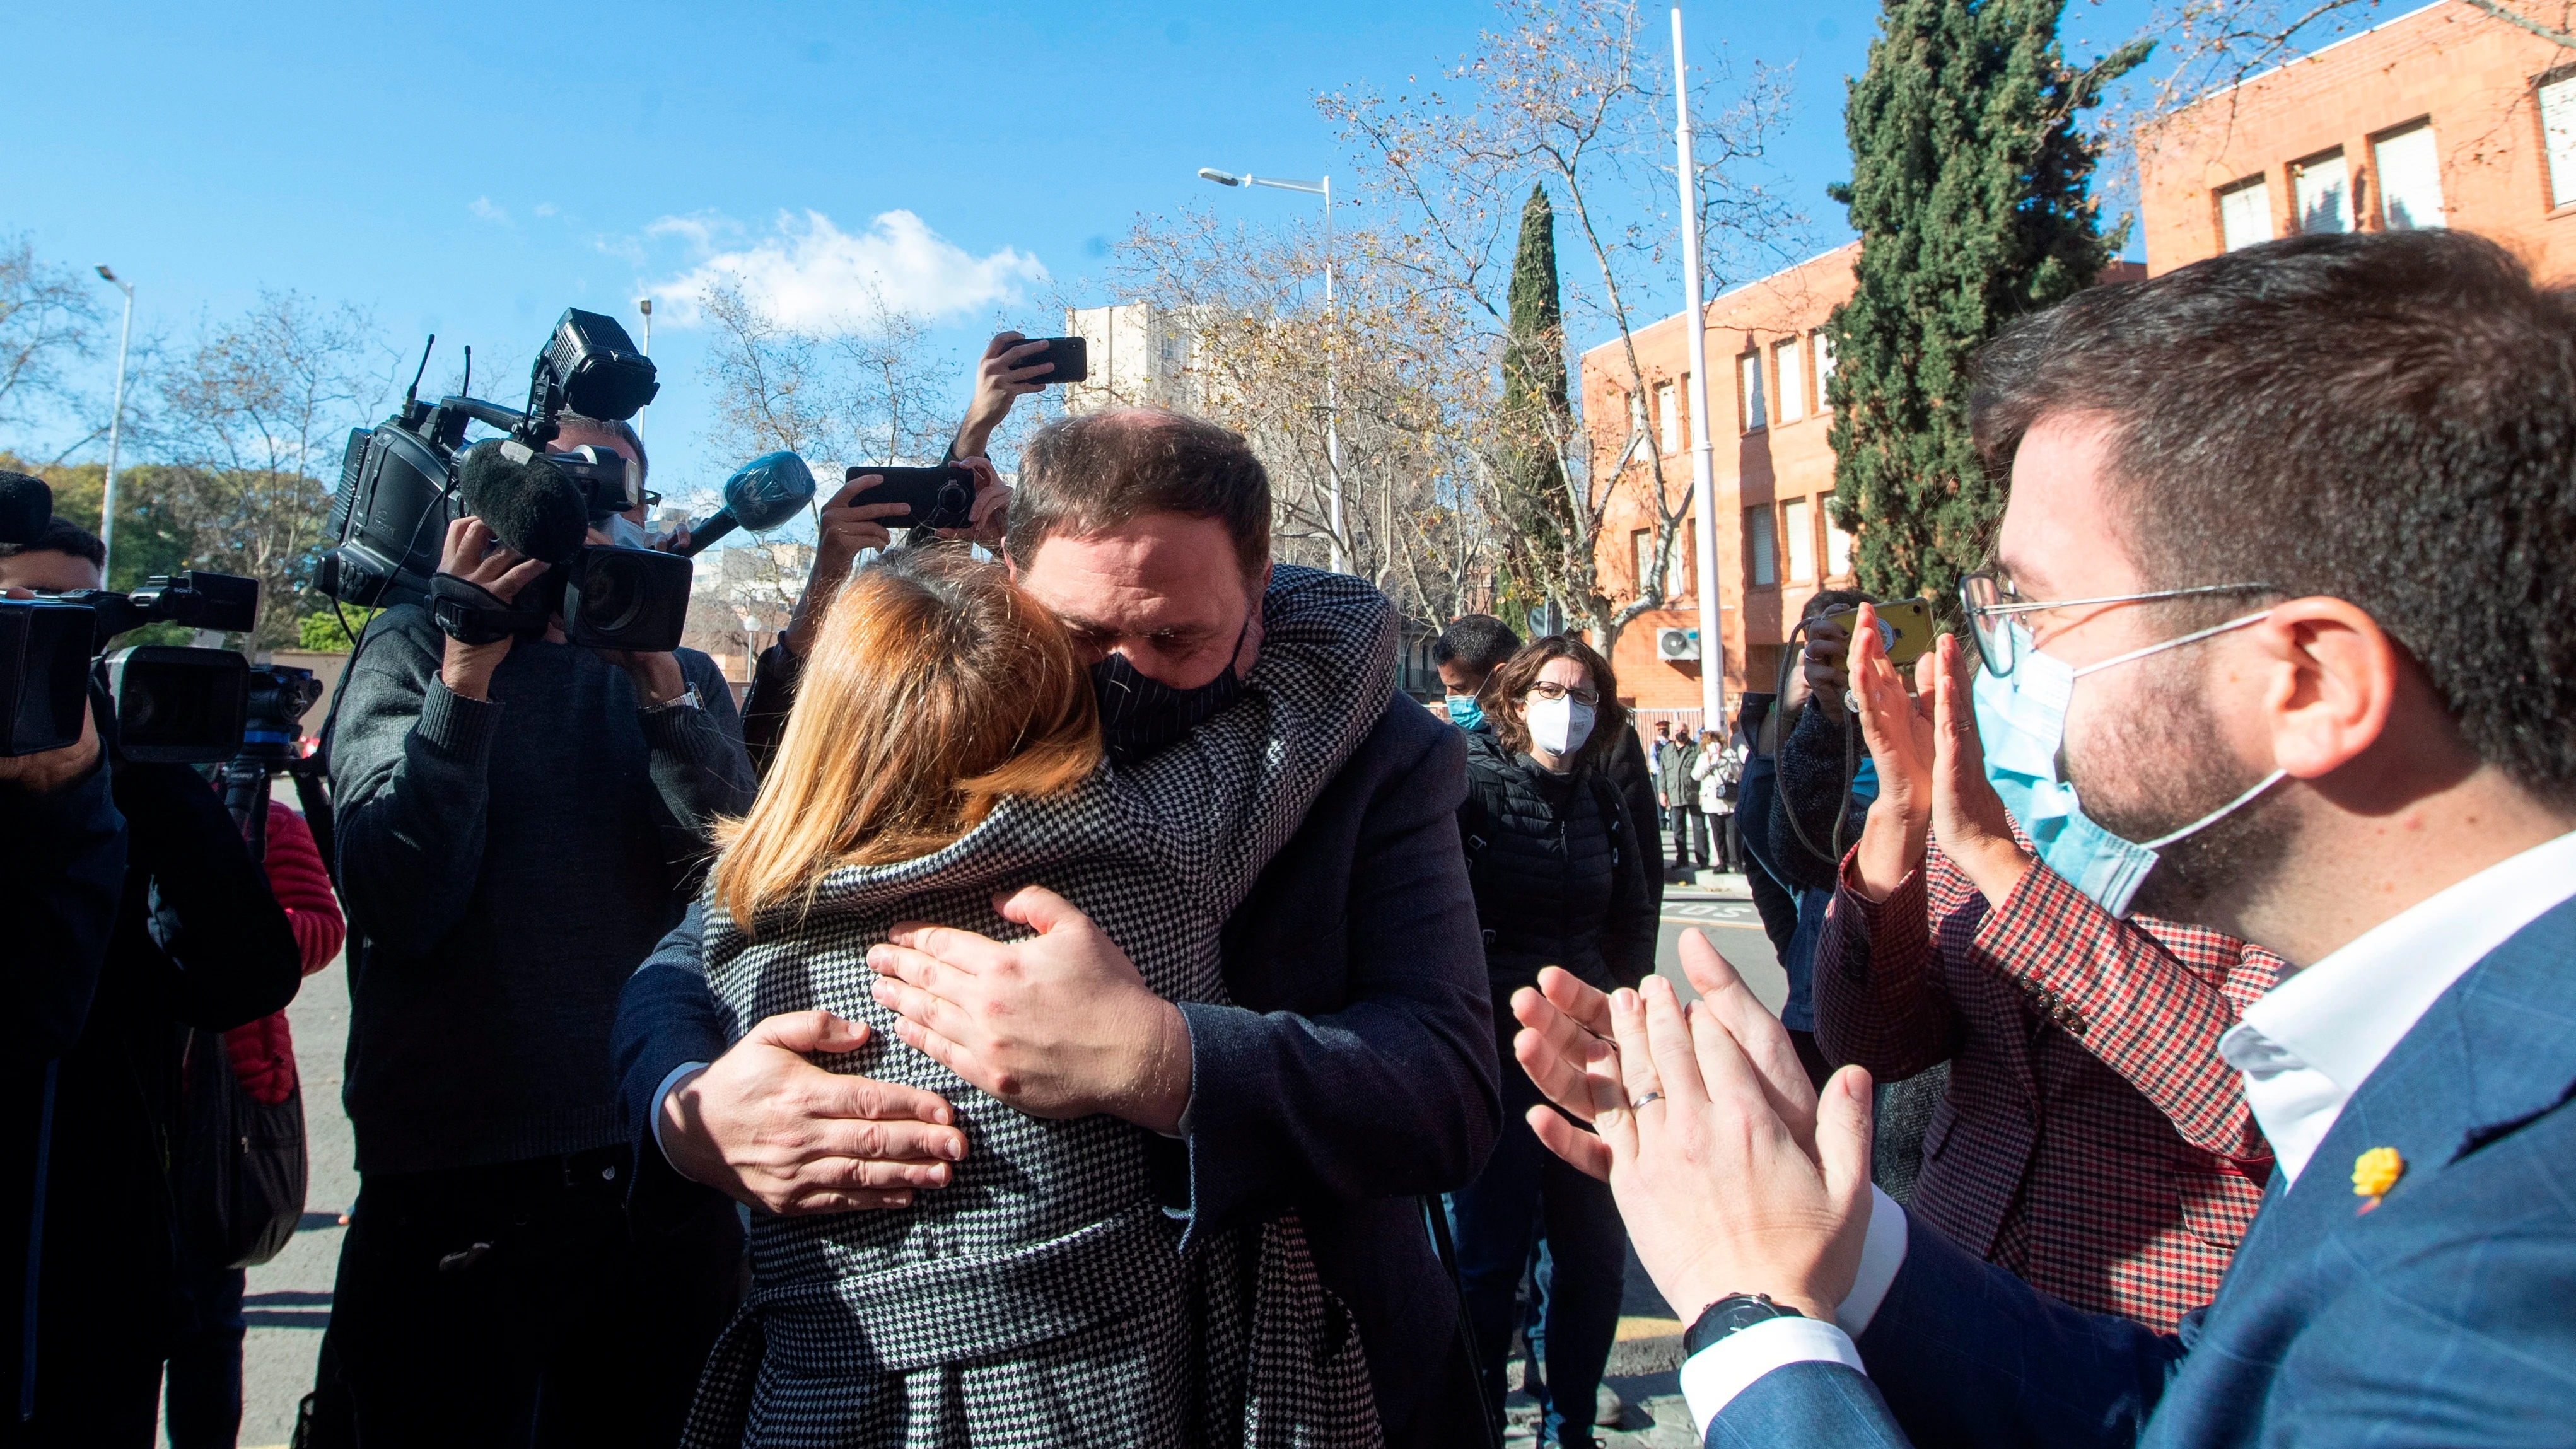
[1656,627,1700,661]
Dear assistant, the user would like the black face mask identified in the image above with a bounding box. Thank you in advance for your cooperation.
[1090,620,1249,767]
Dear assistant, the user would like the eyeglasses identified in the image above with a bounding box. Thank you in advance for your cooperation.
[1526,680,1601,707]
[1958,571,2278,677]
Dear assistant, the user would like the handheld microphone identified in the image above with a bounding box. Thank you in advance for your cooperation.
[681,451,817,557]
[0,471,54,545]
[458,439,588,564]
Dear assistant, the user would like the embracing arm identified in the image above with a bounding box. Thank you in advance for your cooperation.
[1175,710,1501,1233]
[326,610,502,952]
[1128,564,1397,904]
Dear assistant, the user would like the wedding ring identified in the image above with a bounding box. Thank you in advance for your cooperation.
[1632,1091,1665,1107]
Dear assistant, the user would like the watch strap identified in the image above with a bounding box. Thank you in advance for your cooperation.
[1681,1293,1805,1358]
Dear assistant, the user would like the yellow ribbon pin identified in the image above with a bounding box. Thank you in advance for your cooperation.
[2352,1146,2404,1212]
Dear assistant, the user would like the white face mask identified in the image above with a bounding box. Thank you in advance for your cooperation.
[1526,694,1595,757]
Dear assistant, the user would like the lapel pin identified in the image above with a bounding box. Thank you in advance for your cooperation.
[2352,1146,2404,1214]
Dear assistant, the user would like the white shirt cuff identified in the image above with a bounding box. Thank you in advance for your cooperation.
[1680,1317,1867,1438]
[1836,1185,1909,1337]
[649,1061,710,1169]
[1676,1187,1907,1436]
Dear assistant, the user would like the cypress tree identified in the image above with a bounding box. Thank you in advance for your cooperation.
[1497,181,1575,622]
[1824,0,2150,608]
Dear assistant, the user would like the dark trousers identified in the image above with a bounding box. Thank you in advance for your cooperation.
[1450,1048,1625,1449]
[164,1250,246,1449]
[1669,806,1706,868]
[308,1144,742,1449]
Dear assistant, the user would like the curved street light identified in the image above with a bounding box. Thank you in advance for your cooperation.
[1198,165,1343,574]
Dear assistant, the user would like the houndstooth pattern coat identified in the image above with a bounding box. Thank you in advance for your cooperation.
[684,564,1396,1449]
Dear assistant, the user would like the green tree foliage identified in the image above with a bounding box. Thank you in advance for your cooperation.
[298,603,378,651]
[1824,0,2149,608]
[1496,182,1575,626]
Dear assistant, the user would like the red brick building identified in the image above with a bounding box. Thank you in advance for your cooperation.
[2138,0,2576,277]
[1578,244,1863,735]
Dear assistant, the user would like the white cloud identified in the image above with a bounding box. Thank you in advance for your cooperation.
[469,196,510,225]
[646,209,1046,330]
[532,201,557,218]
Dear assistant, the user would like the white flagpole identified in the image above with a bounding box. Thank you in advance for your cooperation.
[1671,6,1727,740]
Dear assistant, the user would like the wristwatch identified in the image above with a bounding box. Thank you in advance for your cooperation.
[641,687,702,714]
[1681,1294,1807,1357]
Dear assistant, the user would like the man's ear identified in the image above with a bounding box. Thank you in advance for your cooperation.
[2251,597,2401,782]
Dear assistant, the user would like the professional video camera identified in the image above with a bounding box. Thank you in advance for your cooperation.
[314,308,693,653]
[1,475,265,761]
[217,663,335,865]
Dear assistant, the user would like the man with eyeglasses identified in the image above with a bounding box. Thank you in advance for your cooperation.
[1761,569,2283,1332]
[1507,229,2576,1448]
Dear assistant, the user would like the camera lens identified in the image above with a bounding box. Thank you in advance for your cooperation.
[581,552,646,634]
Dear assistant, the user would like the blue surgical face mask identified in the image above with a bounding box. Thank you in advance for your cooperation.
[1444,694,1486,732]
[1970,615,2285,919]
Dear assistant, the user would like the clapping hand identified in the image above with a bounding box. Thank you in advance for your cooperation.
[1511,934,1876,1330]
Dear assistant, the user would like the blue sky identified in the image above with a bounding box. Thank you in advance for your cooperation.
[4,0,2301,499]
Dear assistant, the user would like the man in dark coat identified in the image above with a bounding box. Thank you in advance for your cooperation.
[616,408,1501,1446]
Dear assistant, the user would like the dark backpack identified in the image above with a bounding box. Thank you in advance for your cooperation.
[179,1027,308,1269]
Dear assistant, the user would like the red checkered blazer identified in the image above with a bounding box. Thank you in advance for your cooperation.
[1814,847,2283,1331]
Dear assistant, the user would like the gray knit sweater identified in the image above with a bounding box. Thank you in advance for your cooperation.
[326,605,754,1173]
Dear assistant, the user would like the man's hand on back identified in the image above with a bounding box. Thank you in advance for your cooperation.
[867,885,1194,1134]
[1511,933,1876,1329]
[660,1010,967,1216]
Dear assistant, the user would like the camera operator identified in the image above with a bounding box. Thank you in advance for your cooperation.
[315,409,756,1446]
[0,518,300,1446]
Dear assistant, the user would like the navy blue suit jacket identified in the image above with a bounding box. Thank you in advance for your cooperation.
[1707,895,2576,1448]
[614,694,1502,1447]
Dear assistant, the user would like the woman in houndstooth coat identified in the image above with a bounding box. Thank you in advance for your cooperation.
[682,545,1396,1448]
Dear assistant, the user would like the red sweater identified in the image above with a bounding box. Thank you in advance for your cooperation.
[223,801,344,1105]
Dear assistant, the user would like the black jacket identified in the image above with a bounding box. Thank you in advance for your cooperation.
[1457,731,1657,995]
[3,761,299,1419]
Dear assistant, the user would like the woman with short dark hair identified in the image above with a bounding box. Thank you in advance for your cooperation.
[1447,635,1655,1448]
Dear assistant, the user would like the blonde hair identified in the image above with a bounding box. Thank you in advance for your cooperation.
[711,547,1100,933]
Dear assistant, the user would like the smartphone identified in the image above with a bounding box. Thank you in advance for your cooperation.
[1022,335,1089,385]
[1820,596,1936,667]
[844,465,976,530]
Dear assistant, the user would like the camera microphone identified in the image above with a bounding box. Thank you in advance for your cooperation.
[458,439,588,564]
[680,451,817,557]
[0,471,54,545]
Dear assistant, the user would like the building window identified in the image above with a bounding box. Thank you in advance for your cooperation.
[1633,528,1659,598]
[2217,175,2273,251]
[2292,151,2351,234]
[1775,337,1805,422]
[1657,381,1680,453]
[1813,330,1836,409]
[1823,491,1855,578]
[1627,389,1648,436]
[2543,72,2576,207]
[1783,496,1816,582]
[1746,506,1777,586]
[1739,352,1767,431]
[2374,123,2445,230]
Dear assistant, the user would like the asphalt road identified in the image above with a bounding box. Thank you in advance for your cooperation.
[202,871,1780,1448]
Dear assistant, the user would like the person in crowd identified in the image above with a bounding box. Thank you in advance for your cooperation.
[1691,729,1739,875]
[680,538,1393,1445]
[616,407,1499,1447]
[316,400,758,1446]
[1657,716,1698,873]
[1447,636,1655,1448]
[0,520,301,1445]
[740,331,1058,771]
[1730,695,1800,963]
[1650,719,1674,790]
[1435,613,1523,736]
[1510,229,2576,1446]
[163,786,344,1449]
[1771,593,2282,1330]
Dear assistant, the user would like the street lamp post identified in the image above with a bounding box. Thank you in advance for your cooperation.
[635,298,653,446]
[1667,8,1728,739]
[94,265,136,585]
[1198,166,1344,574]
